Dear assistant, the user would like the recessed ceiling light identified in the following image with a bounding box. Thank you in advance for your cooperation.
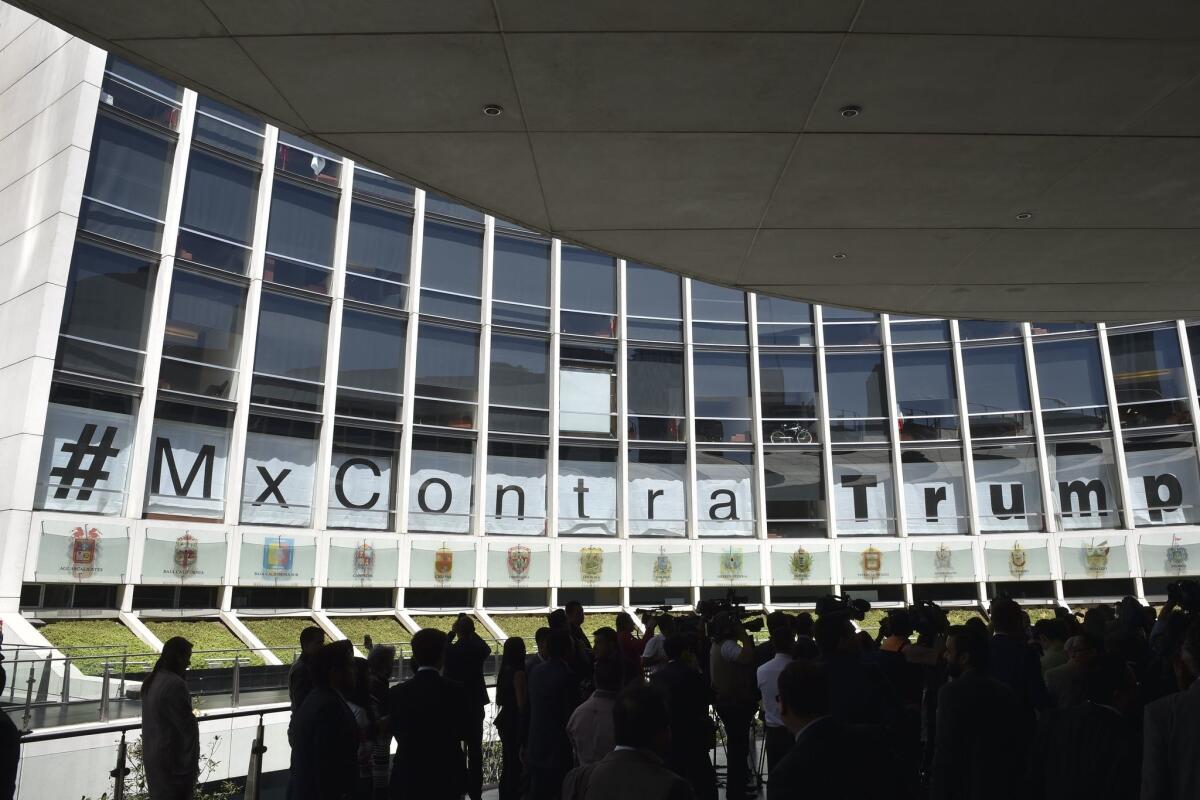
[1015,211,1033,221]
[839,105,862,118]
[482,104,504,117]
[832,252,847,260]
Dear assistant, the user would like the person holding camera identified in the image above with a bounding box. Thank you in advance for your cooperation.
[708,611,758,800]
[642,613,675,675]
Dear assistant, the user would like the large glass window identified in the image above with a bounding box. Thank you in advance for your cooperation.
[250,291,329,412]
[628,348,685,442]
[408,434,474,533]
[626,263,682,342]
[560,342,616,437]
[763,449,825,537]
[757,297,813,347]
[192,96,264,160]
[276,131,341,186]
[972,442,1043,532]
[345,199,412,309]
[693,350,752,443]
[492,234,550,330]
[145,401,233,519]
[176,148,258,274]
[691,281,747,345]
[101,56,182,129]
[696,450,755,536]
[962,344,1034,438]
[240,414,320,526]
[1124,433,1200,527]
[831,448,895,535]
[1034,338,1109,434]
[78,114,174,251]
[485,440,548,535]
[1048,437,1122,530]
[413,323,479,428]
[56,240,155,383]
[327,426,398,530]
[893,348,958,440]
[353,167,414,208]
[821,306,879,347]
[901,446,968,534]
[889,315,949,345]
[959,320,1023,340]
[264,178,337,292]
[158,270,246,399]
[1108,327,1191,430]
[421,220,483,321]
[825,352,888,442]
[336,308,406,421]
[628,448,687,537]
[759,352,819,444]
[490,333,550,435]
[558,444,617,536]
[561,247,616,337]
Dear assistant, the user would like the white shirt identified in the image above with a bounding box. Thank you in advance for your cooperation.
[642,634,667,673]
[756,653,793,727]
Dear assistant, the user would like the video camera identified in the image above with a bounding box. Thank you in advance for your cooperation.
[1168,579,1200,613]
[815,594,871,622]
[696,589,765,633]
[909,600,949,639]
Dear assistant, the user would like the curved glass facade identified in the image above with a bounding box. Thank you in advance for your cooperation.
[22,59,1200,611]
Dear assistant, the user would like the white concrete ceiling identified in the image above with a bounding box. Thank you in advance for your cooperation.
[16,0,1200,320]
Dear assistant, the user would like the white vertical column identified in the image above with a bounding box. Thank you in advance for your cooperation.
[747,293,769,606]
[548,239,563,612]
[880,314,912,604]
[1021,322,1065,604]
[813,306,839,591]
[615,258,630,606]
[124,90,198,519]
[682,280,699,549]
[1097,323,1143,600]
[949,321,986,604]
[545,248,564,543]
[472,215,495,610]
[1177,321,1200,480]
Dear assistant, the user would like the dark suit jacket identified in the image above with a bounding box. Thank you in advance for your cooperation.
[388,669,470,800]
[562,748,694,800]
[767,717,864,800]
[288,686,359,800]
[989,634,1049,712]
[0,707,18,800]
[930,670,1031,800]
[524,659,581,770]
[650,660,713,752]
[1028,702,1140,800]
[444,631,491,707]
[1142,681,1200,800]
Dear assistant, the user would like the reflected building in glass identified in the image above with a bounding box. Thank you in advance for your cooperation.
[10,55,1200,616]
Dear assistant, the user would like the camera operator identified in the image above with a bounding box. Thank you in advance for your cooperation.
[709,611,758,800]
[641,612,674,676]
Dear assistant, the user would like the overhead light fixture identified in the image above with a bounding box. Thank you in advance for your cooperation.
[833,252,848,260]
[1015,212,1033,221]
[482,104,504,117]
[839,105,862,118]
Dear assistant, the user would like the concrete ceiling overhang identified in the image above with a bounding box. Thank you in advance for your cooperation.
[16,1,1200,321]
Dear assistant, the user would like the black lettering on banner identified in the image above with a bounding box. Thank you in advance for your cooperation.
[573,478,590,519]
[49,423,120,500]
[335,457,381,510]
[495,485,526,520]
[151,437,215,499]
[1058,479,1106,519]
[841,474,878,522]
[646,489,664,519]
[418,477,452,514]
[708,489,739,521]
[253,466,291,507]
[1143,472,1183,523]
[989,483,1025,521]
[923,486,947,523]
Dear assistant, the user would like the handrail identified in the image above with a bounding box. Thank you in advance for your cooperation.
[18,703,290,743]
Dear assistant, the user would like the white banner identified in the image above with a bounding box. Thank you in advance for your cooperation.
[972,450,1043,532]
[628,462,687,536]
[408,451,473,533]
[34,520,129,584]
[696,458,755,537]
[484,454,547,536]
[327,453,393,530]
[1050,447,1118,531]
[558,459,617,536]
[146,418,229,518]
[140,527,227,585]
[832,460,894,535]
[1124,445,1200,527]
[240,432,317,526]
[559,369,612,434]
[35,404,135,514]
[408,539,477,588]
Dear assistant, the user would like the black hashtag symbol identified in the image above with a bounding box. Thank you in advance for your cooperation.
[49,424,120,501]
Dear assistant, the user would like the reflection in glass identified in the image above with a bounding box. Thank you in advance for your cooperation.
[485,440,548,535]
[831,449,895,535]
[177,149,258,274]
[79,115,174,250]
[1108,327,1191,429]
[1123,433,1200,527]
[972,442,1043,531]
[763,449,825,537]
[1034,338,1109,434]
[336,309,405,420]
[159,271,245,398]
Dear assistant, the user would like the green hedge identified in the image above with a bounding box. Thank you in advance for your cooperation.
[488,614,544,643]
[242,617,313,663]
[331,616,412,648]
[579,613,617,638]
[38,620,156,676]
[409,614,476,634]
[143,620,264,668]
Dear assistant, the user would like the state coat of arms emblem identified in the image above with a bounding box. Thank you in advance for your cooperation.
[69,525,101,579]
[434,543,454,584]
[934,543,955,579]
[719,547,745,582]
[173,533,198,577]
[860,546,882,581]
[353,541,375,579]
[263,537,294,576]
[789,547,813,581]
[507,544,531,583]
[579,546,604,585]
[1166,535,1189,574]
[1008,542,1028,579]
[652,547,673,585]
[1084,539,1111,577]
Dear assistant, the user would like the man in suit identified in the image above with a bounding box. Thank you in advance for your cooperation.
[930,625,1031,800]
[1142,619,1200,800]
[1044,634,1099,709]
[388,628,470,800]
[444,614,492,800]
[288,640,359,800]
[767,660,861,800]
[988,597,1049,713]
[1028,654,1141,800]
[650,634,717,800]
[523,628,582,800]
[562,684,694,800]
[527,627,551,674]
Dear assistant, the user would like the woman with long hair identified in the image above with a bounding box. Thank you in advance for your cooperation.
[494,636,528,800]
[141,636,198,800]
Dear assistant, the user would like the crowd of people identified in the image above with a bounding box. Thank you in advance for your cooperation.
[5,585,1200,800]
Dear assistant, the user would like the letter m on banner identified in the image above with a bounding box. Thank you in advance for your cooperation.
[152,437,215,499]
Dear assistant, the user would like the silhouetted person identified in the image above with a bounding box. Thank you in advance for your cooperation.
[290,625,326,712]
[346,657,379,799]
[1,663,21,800]
[289,640,358,800]
[614,612,643,685]
[756,624,794,773]
[1028,655,1141,800]
[141,637,199,800]
[708,612,757,800]
[564,601,595,689]
[496,637,528,800]
[767,660,862,800]
[930,626,1029,800]
[988,597,1049,713]
[444,614,491,800]
[527,627,551,674]
[1045,634,1099,709]
[524,628,582,800]
[1034,619,1067,674]
[567,658,621,765]
[641,613,674,675]
[367,645,396,800]
[562,684,695,800]
[388,628,469,800]
[1143,619,1200,800]
[792,613,818,660]
[815,612,897,727]
[650,634,717,800]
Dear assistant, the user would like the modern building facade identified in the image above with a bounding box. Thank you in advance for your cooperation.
[6,12,1200,625]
